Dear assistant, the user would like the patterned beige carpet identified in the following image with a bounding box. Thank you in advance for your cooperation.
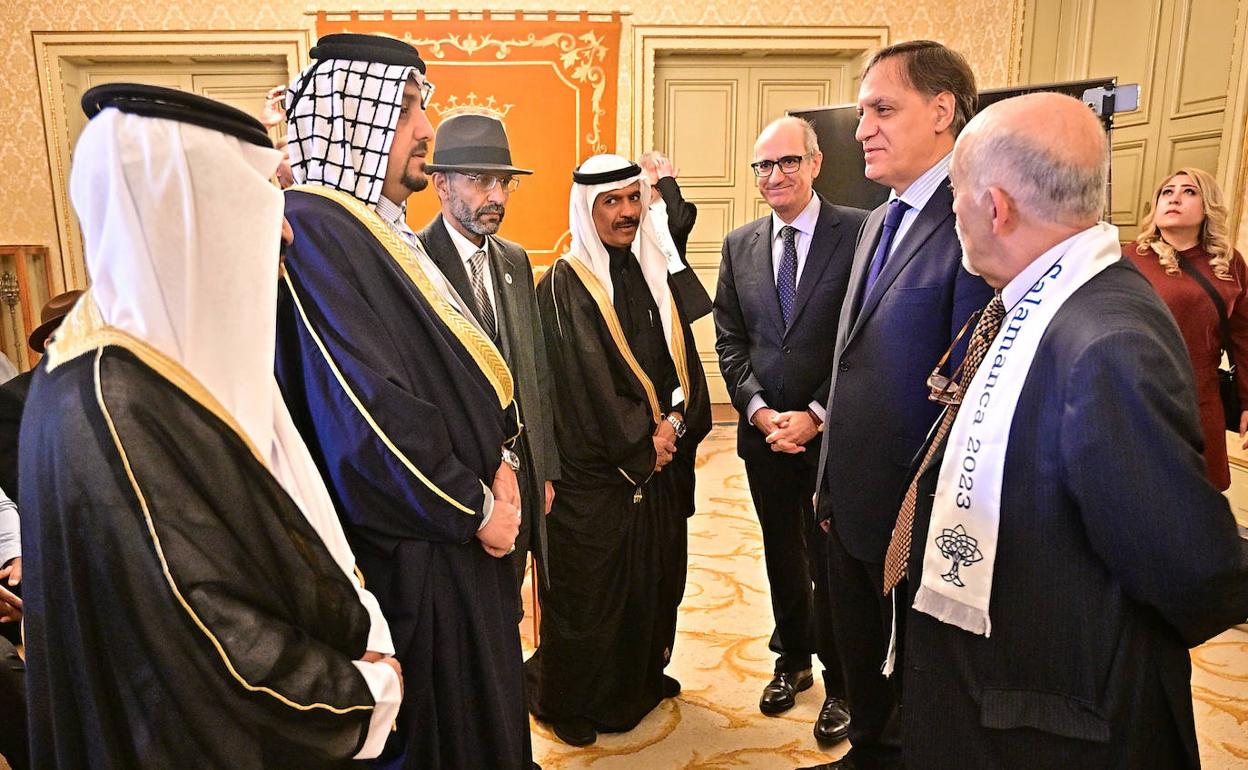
[522,424,1248,770]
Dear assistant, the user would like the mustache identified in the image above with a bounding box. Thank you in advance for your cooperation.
[613,217,639,229]
[477,204,506,217]
[411,140,429,158]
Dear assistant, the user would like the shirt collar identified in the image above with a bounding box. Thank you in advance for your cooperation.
[374,195,410,231]
[1000,225,1097,310]
[890,152,952,213]
[771,191,821,240]
[441,214,489,262]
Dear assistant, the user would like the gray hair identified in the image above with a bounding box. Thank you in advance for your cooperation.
[758,115,819,156]
[961,130,1107,224]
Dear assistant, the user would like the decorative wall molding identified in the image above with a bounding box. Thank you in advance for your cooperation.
[32,29,312,293]
[630,25,888,162]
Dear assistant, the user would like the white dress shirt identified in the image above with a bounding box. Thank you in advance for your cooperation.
[442,214,498,318]
[887,152,953,256]
[747,191,827,424]
[0,486,17,567]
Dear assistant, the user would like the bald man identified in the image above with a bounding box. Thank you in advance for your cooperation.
[893,93,1248,769]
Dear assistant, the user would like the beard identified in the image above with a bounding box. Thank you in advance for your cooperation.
[399,140,430,193]
[401,166,429,194]
[451,196,505,237]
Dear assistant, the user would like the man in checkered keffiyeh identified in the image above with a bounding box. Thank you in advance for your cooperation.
[274,32,536,770]
[286,36,432,207]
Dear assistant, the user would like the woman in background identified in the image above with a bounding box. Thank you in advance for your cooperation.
[1127,167,1248,490]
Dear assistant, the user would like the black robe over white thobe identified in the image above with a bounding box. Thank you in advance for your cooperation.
[20,342,379,769]
[526,246,711,732]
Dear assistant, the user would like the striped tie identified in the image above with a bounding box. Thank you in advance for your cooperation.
[469,249,497,338]
[881,294,1007,595]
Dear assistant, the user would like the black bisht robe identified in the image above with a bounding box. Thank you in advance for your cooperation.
[527,251,711,732]
[274,186,531,769]
[20,340,378,769]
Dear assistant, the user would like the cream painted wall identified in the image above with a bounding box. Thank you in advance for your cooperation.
[2,0,1020,286]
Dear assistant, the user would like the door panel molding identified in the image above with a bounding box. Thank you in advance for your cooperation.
[632,25,887,162]
[33,30,312,293]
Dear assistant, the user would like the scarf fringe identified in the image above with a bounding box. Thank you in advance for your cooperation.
[913,584,993,637]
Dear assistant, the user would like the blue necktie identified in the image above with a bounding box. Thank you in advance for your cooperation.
[863,199,911,296]
[776,225,798,327]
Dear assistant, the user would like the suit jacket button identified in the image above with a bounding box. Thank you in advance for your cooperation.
[782,345,791,354]
[839,360,849,372]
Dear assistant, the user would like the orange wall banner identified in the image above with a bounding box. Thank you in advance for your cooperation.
[316,11,622,266]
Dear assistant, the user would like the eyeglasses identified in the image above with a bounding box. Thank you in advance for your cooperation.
[416,78,436,110]
[926,308,983,406]
[458,172,520,193]
[750,154,812,177]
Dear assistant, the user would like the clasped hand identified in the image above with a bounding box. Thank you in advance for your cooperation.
[653,418,678,472]
[754,408,818,453]
[476,460,521,558]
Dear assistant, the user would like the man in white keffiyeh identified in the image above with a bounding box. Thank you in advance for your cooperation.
[527,155,711,747]
[897,91,1248,769]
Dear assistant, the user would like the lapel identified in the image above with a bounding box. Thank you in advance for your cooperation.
[839,202,887,350]
[847,179,954,343]
[786,197,843,334]
[745,217,785,339]
[486,238,517,361]
[418,215,478,318]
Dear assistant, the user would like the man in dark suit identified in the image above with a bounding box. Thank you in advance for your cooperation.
[806,41,993,770]
[899,91,1248,769]
[419,113,559,604]
[640,151,713,321]
[715,116,865,746]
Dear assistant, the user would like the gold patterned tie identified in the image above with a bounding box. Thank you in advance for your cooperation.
[882,293,1007,595]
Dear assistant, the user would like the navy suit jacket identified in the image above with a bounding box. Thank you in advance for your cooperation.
[714,196,866,464]
[815,180,993,563]
[902,260,1248,769]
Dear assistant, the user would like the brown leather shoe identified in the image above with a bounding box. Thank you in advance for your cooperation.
[813,696,851,745]
[759,669,814,715]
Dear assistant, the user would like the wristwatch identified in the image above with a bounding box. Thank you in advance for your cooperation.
[501,446,521,472]
[665,412,687,439]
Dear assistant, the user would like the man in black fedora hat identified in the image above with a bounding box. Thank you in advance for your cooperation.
[418,113,559,612]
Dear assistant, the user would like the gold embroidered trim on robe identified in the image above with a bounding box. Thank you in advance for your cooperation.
[48,292,378,593]
[43,310,377,715]
[282,270,478,517]
[560,256,692,424]
[290,183,513,409]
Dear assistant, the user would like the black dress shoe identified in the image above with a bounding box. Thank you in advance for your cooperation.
[759,668,814,715]
[813,696,851,745]
[551,717,597,747]
[663,674,682,698]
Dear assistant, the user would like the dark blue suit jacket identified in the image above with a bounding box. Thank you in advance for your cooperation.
[815,180,992,562]
[714,196,866,464]
[903,260,1248,769]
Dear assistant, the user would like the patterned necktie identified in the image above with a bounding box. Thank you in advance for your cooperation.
[882,293,1008,595]
[863,199,911,297]
[468,249,497,338]
[777,225,798,326]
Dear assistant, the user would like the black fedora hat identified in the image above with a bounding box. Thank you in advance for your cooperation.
[424,113,532,176]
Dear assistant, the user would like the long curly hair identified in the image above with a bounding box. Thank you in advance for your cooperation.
[1135,167,1233,280]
